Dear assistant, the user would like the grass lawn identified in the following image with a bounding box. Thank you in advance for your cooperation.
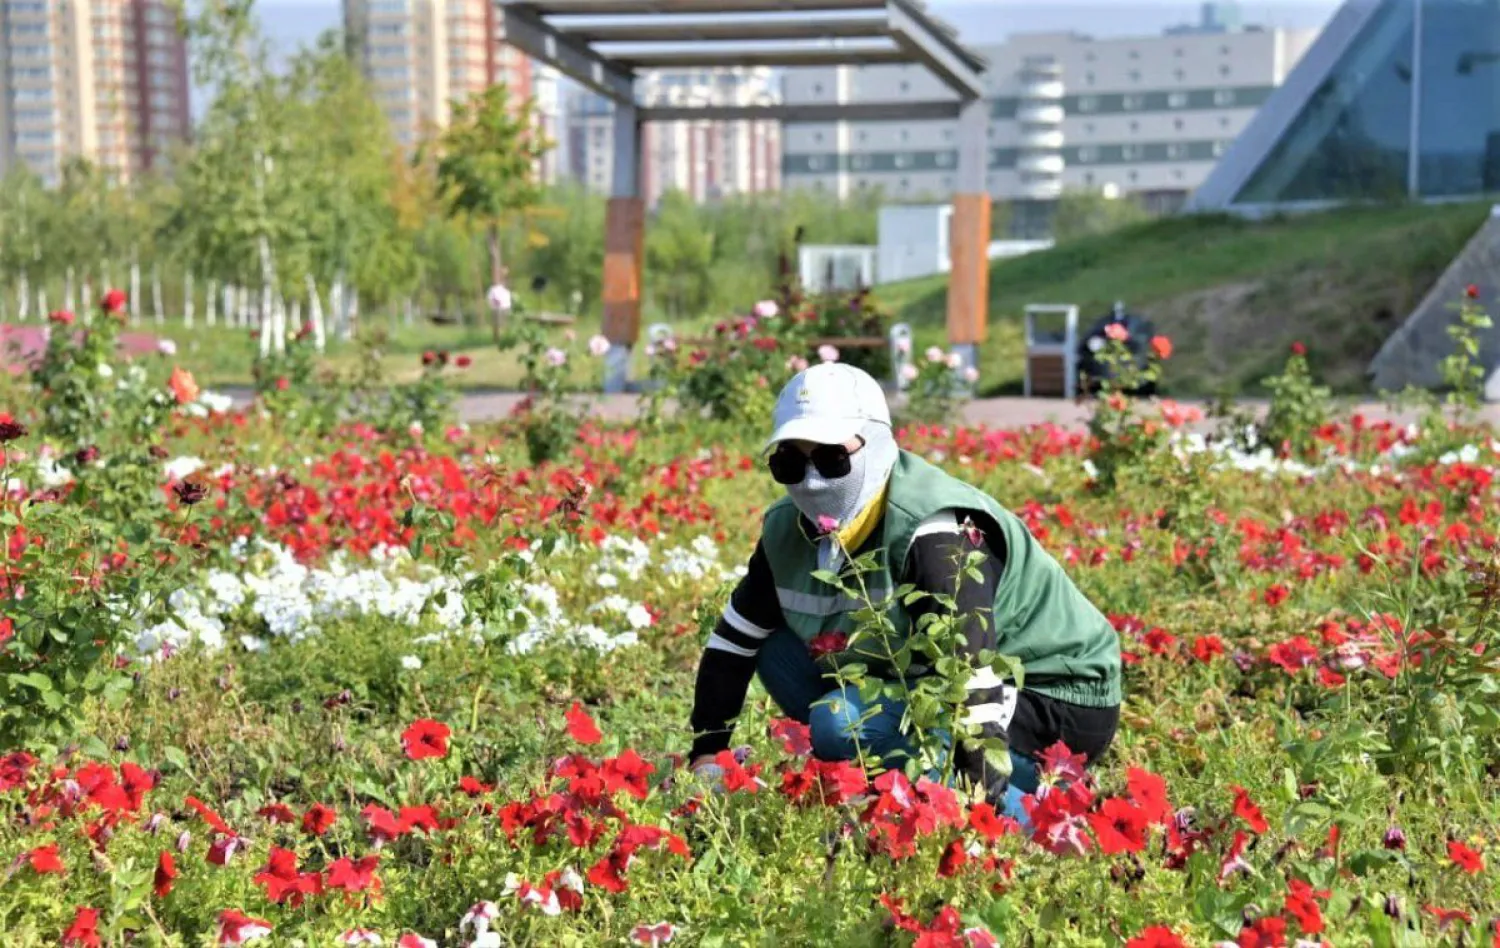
[874,200,1494,397]
[151,200,1493,398]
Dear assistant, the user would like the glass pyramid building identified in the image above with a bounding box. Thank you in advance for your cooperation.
[1189,0,1500,211]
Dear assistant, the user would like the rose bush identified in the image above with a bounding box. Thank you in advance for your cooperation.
[2,291,1500,944]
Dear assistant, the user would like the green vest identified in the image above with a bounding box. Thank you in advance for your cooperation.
[759,450,1122,708]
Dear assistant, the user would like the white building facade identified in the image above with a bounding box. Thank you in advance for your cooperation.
[567,67,782,207]
[780,16,1320,218]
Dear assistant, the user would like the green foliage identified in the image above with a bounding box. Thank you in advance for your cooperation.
[1258,343,1334,459]
[897,345,976,427]
[1083,329,1173,493]
[1050,188,1153,243]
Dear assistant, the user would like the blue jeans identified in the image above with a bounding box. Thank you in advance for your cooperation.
[757,630,1038,822]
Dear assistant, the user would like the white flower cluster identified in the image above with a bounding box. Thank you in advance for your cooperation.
[133,539,475,658]
[1162,426,1500,480]
[126,528,737,662]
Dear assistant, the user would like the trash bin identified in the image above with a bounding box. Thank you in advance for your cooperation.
[1024,304,1080,398]
[1077,302,1158,397]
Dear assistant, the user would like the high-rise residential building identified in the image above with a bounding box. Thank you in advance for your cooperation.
[343,0,532,150]
[780,11,1320,221]
[567,67,781,207]
[0,0,191,187]
[532,63,565,184]
[1192,0,1500,211]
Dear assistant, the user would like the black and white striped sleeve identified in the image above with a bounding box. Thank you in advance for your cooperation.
[689,541,784,760]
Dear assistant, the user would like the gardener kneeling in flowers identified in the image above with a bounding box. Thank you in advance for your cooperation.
[687,363,1121,816]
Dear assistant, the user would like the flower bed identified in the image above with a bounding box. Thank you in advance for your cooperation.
[2,292,1499,946]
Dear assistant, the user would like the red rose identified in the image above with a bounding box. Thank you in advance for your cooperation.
[101,289,127,316]
[455,355,472,368]
[1466,284,1480,300]
[48,310,75,326]
[1290,342,1307,356]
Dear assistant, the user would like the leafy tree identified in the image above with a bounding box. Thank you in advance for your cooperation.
[647,190,716,320]
[431,82,548,336]
[1051,188,1152,243]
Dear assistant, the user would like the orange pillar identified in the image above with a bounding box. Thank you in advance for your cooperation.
[946,193,991,348]
[601,196,645,348]
[601,101,642,393]
[948,97,990,376]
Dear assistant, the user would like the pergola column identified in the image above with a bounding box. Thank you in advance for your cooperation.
[602,100,644,394]
[946,95,990,373]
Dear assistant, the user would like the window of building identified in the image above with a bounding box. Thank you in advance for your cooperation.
[1085,51,1096,62]
[1084,122,1094,134]
[1122,144,1141,160]
[1174,169,1184,180]
[813,83,823,95]
[1129,170,1139,182]
[1213,89,1236,107]
[1220,65,1232,77]
[1077,146,1097,163]
[1129,121,1139,132]
[1220,45,1231,55]
[1168,91,1188,108]
[1129,70,1141,82]
[1078,95,1098,113]
[1175,47,1184,58]
[899,81,909,93]
[1123,94,1144,110]
[1174,118,1184,131]
[813,131,823,143]
[1166,143,1185,159]
[1129,49,1140,59]
[899,178,909,189]
[1085,71,1095,84]
[1175,68,1186,81]
[900,129,909,142]
[1084,172,1094,184]
[1212,140,1228,157]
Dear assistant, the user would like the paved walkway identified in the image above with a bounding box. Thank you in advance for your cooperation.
[449,391,1500,431]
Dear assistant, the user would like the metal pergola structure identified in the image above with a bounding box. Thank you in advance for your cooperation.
[502,0,994,392]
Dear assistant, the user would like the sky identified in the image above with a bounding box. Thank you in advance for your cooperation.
[215,1,1345,113]
[248,1,1346,57]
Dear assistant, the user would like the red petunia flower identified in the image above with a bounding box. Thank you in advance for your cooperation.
[1087,797,1149,854]
[400,718,451,760]
[1237,915,1286,948]
[257,803,296,825]
[27,843,65,874]
[1230,785,1270,834]
[302,803,337,837]
[565,701,603,745]
[458,775,493,796]
[217,908,273,945]
[154,851,177,898]
[62,906,101,948]
[1284,878,1328,934]
[1448,840,1484,875]
[1126,927,1186,948]
[326,855,381,893]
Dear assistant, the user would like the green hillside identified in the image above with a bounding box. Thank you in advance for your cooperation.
[876,200,1494,396]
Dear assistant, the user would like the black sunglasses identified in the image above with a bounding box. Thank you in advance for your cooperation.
[767,438,865,485]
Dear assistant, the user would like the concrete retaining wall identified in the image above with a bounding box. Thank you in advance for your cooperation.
[1369,205,1500,396]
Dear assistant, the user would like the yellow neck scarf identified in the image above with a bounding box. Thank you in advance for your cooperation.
[833,480,889,553]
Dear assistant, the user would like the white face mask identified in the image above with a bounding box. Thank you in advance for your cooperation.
[784,421,899,534]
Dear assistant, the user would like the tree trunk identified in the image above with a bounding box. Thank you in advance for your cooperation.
[487,222,505,345]
[206,278,218,327]
[305,273,326,353]
[17,270,28,321]
[65,266,75,312]
[129,252,141,326]
[37,287,47,316]
[240,284,253,331]
[286,299,299,356]
[183,272,195,328]
[348,287,360,341]
[151,265,165,324]
[81,278,92,320]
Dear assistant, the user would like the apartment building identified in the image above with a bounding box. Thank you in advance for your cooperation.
[0,0,191,186]
[343,0,532,150]
[781,6,1320,216]
[532,63,565,184]
[567,67,781,207]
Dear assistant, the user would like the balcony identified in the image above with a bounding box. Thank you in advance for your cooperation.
[1016,153,1065,175]
[1020,127,1064,150]
[1015,104,1064,125]
[1016,176,1063,200]
[1019,78,1065,101]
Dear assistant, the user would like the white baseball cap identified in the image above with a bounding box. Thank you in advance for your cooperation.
[766,363,891,451]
